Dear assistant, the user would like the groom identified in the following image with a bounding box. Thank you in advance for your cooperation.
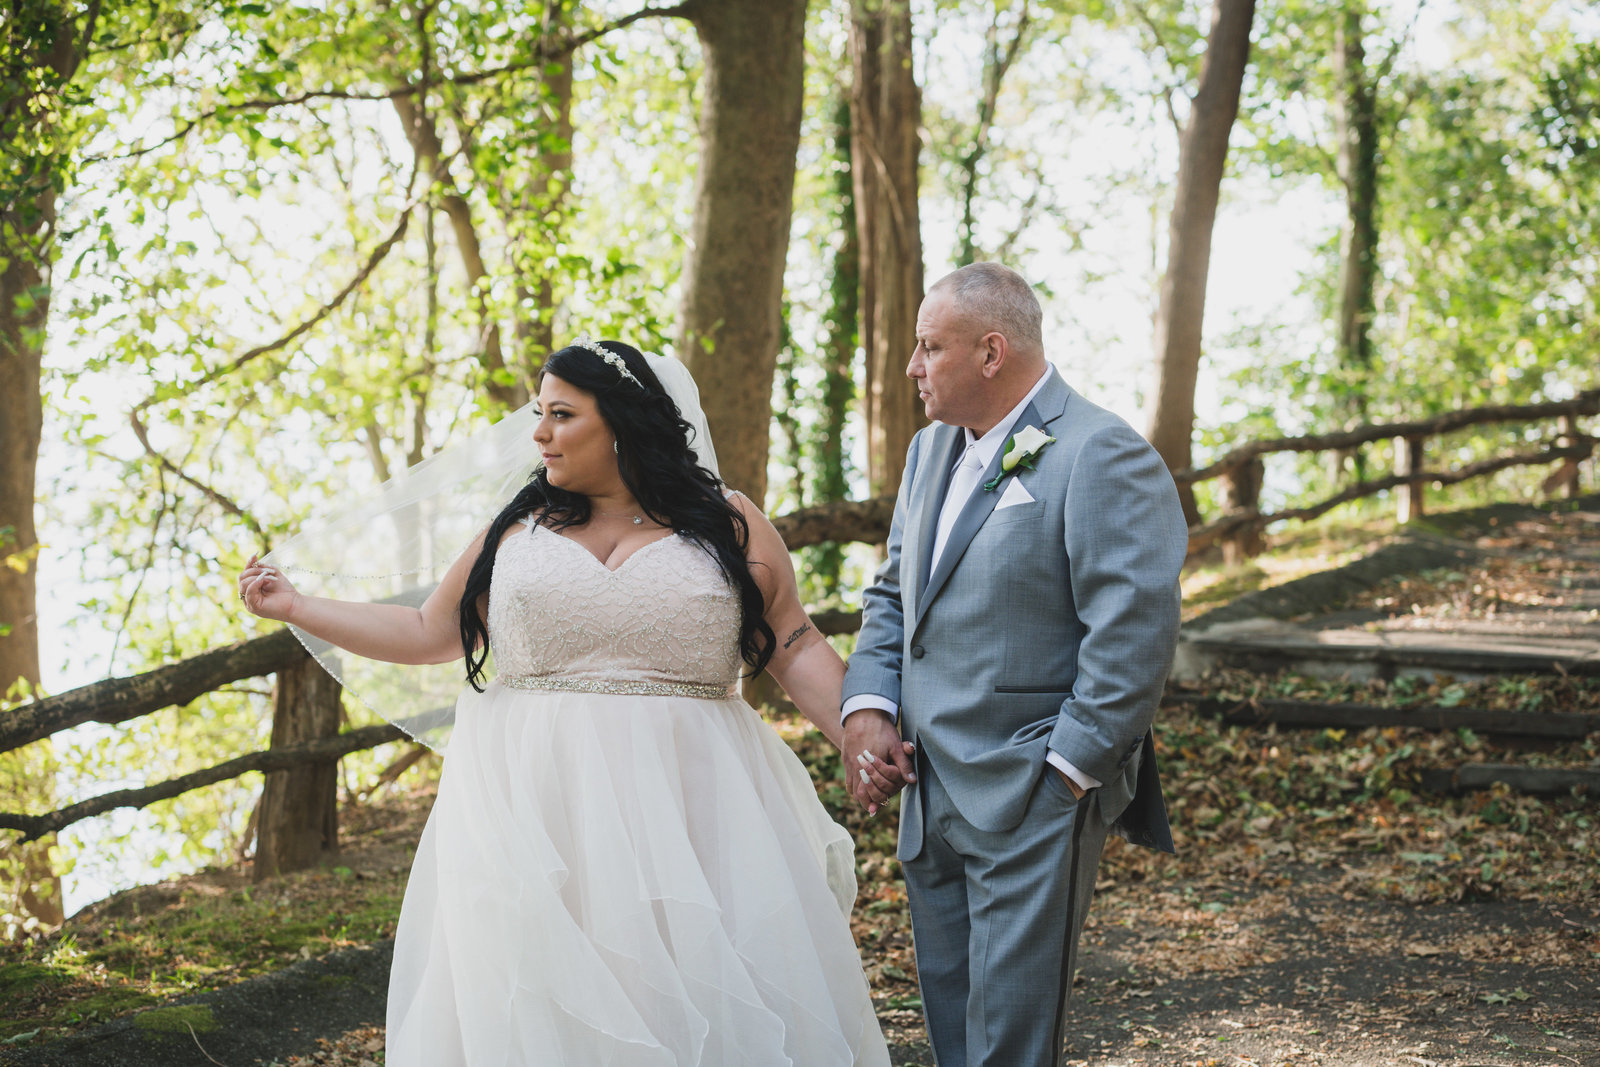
[842,262,1187,1066]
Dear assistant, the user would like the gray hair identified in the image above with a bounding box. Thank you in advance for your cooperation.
[929,262,1044,357]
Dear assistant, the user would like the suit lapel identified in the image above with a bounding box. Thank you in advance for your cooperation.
[909,424,966,618]
[913,371,1073,633]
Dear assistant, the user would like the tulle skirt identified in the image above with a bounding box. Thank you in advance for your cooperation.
[384,680,890,1066]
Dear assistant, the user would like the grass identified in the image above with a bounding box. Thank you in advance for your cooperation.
[132,1003,218,1034]
[0,791,422,1043]
[1178,510,1397,619]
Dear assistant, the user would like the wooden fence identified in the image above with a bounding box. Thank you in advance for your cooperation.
[1,390,1594,879]
[1177,389,1599,562]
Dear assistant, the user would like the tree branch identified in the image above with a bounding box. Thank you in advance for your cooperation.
[1372,0,1427,87]
[1133,4,1188,137]
[132,203,415,411]
[769,496,895,550]
[87,3,689,164]
[69,0,105,82]
[0,630,306,755]
[127,410,268,539]
[391,93,522,407]
[107,467,172,670]
[0,724,405,842]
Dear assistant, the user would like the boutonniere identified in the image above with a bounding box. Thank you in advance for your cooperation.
[983,425,1055,491]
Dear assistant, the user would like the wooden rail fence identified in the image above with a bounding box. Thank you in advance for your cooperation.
[1175,389,1599,562]
[2,390,1593,878]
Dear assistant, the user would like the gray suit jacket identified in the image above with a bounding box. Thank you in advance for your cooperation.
[843,370,1186,860]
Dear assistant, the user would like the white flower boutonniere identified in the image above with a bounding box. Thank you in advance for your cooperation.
[984,425,1055,491]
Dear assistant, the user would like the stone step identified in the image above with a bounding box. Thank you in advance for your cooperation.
[1179,695,1600,739]
[1417,763,1600,797]
[1183,626,1600,682]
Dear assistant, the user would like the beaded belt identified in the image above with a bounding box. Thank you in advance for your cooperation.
[501,674,733,700]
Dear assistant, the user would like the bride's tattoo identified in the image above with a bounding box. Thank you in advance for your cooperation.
[783,623,812,650]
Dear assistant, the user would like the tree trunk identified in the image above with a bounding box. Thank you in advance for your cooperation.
[808,93,861,597]
[513,0,575,380]
[0,199,47,716]
[1144,0,1257,527]
[0,0,94,934]
[0,254,49,909]
[391,94,526,410]
[955,3,1031,268]
[849,0,925,498]
[1333,0,1377,416]
[254,659,343,880]
[675,0,808,503]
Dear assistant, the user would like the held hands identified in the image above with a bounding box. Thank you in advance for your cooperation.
[238,554,300,622]
[842,708,916,817]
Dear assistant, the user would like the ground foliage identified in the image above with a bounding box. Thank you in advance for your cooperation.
[1163,503,1600,909]
[0,784,426,1045]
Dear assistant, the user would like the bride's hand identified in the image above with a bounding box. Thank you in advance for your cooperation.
[239,554,300,622]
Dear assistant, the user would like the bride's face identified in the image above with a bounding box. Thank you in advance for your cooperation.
[533,374,620,495]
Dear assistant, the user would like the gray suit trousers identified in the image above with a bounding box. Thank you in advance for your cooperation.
[904,753,1109,1067]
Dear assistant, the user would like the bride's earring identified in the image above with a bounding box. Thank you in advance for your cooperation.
[613,441,619,454]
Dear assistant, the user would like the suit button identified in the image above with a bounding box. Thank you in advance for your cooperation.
[911,645,925,659]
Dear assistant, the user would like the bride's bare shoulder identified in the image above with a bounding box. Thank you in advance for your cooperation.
[723,489,767,528]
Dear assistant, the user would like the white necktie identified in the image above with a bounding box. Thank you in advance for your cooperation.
[930,444,985,571]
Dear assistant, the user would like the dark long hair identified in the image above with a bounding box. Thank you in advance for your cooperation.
[457,341,775,690]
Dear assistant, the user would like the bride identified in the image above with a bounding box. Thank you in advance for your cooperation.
[238,338,893,1065]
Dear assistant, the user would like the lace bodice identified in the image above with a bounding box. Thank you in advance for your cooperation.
[486,522,743,691]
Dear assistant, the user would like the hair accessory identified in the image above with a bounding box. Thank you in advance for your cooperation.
[571,335,643,389]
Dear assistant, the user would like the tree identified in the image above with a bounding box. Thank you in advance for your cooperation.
[14,0,826,899]
[16,1,679,898]
[1,0,96,729]
[849,0,925,498]
[1143,0,1257,525]
[253,659,342,880]
[674,0,810,503]
[0,0,108,935]
[1223,0,1598,482]
[950,1,1033,269]
[809,90,861,598]
[1332,0,1378,400]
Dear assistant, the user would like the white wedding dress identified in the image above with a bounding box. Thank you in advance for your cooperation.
[385,520,891,1066]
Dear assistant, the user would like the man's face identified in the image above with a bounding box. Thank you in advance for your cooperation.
[907,290,989,429]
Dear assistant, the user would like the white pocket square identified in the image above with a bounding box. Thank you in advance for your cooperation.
[995,478,1035,510]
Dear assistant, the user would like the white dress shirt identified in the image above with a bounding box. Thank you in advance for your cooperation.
[843,368,1101,793]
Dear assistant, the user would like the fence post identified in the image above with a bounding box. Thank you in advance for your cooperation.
[1220,457,1265,563]
[1549,414,1586,499]
[255,658,342,881]
[1395,434,1427,524]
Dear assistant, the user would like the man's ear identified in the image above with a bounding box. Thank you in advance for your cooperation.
[979,332,1008,379]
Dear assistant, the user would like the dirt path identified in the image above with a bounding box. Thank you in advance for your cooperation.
[1059,869,1600,1067]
